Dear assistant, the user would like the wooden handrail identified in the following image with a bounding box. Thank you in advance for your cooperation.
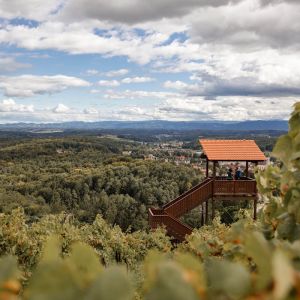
[213,179,256,195]
[149,178,258,242]
[163,178,212,209]
[164,180,213,218]
[211,176,253,181]
[148,208,192,242]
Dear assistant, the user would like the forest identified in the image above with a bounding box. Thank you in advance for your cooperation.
[0,102,299,299]
[0,136,201,230]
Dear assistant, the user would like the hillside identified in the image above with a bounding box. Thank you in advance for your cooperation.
[0,136,201,230]
[0,103,299,300]
[0,120,288,131]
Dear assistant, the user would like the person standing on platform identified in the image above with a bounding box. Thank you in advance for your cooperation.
[227,168,233,180]
[235,166,242,180]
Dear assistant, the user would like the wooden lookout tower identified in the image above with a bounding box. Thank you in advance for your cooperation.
[148,139,266,242]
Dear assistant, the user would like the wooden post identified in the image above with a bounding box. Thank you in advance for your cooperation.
[212,197,215,221]
[205,200,208,225]
[206,159,209,178]
[245,161,249,177]
[254,195,258,220]
[201,203,204,226]
[253,176,258,220]
[213,161,216,178]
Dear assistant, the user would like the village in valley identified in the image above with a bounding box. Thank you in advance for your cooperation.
[121,139,271,177]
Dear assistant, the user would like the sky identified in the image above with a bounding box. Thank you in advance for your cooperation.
[0,0,299,123]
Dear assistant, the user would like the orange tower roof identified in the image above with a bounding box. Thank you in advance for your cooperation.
[199,139,266,161]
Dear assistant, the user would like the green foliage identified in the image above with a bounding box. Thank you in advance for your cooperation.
[0,136,201,231]
[0,103,299,299]
[0,255,21,300]
[0,208,171,273]
[206,259,251,299]
[23,236,133,300]
[256,102,300,241]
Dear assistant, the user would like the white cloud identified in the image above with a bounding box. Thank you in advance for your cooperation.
[103,89,180,99]
[58,0,223,24]
[55,0,300,52]
[158,46,300,98]
[0,22,202,65]
[87,68,129,77]
[53,103,70,113]
[105,69,129,77]
[0,0,63,21]
[0,56,31,72]
[164,80,197,91]
[0,74,90,97]
[0,101,101,123]
[84,107,98,114]
[121,76,154,84]
[0,0,299,123]
[99,76,158,88]
[188,0,300,49]
[0,96,297,123]
[86,69,99,75]
[0,101,102,123]
[157,97,297,121]
[104,96,292,122]
[98,80,120,87]
[2,10,298,94]
[90,89,100,94]
[0,98,34,112]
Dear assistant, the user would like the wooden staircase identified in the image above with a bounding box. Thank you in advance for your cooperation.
[163,178,213,218]
[148,208,193,242]
[148,178,214,242]
[148,177,257,242]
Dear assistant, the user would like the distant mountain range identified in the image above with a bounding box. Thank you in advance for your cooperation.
[0,120,288,131]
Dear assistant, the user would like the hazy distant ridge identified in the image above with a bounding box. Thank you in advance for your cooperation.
[0,120,288,131]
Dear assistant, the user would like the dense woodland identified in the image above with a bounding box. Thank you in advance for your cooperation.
[0,130,277,231]
[0,136,201,231]
[0,104,299,299]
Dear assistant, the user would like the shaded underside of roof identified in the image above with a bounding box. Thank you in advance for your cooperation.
[199,139,267,161]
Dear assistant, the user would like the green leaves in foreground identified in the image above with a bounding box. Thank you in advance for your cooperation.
[0,255,21,299]
[245,232,272,291]
[25,236,133,300]
[143,252,204,300]
[85,266,133,300]
[206,259,251,300]
[1,231,300,300]
[256,102,300,241]
[1,102,300,300]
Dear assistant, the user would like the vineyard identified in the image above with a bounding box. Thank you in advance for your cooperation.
[0,102,300,299]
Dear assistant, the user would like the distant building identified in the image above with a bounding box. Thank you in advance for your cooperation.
[145,154,157,161]
[122,151,132,156]
[56,148,66,154]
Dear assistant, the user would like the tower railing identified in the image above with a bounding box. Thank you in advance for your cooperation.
[149,177,257,242]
